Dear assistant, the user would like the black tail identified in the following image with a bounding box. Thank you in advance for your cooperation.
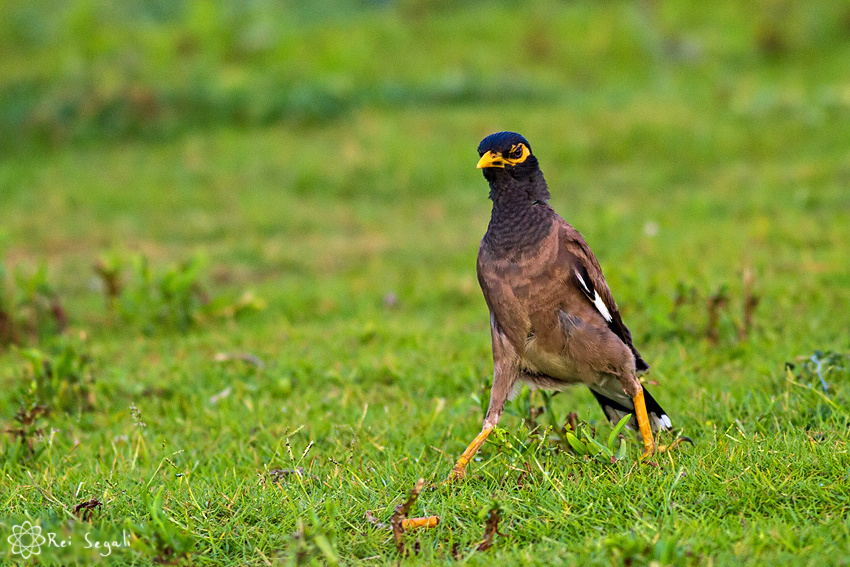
[589,385,672,432]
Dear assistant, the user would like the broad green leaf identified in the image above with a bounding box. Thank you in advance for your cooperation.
[608,413,632,452]
[616,436,629,461]
[565,431,588,455]
[583,433,612,457]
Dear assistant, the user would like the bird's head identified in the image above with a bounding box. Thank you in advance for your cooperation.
[476,131,539,180]
[477,131,549,203]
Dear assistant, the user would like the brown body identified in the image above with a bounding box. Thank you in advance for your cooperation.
[448,131,685,481]
[478,213,639,405]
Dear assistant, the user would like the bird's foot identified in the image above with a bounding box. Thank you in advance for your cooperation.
[447,466,466,483]
[446,426,494,483]
[657,436,693,453]
[446,462,473,484]
[641,436,693,461]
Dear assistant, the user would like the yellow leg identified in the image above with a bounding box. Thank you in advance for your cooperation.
[449,425,494,481]
[633,389,693,461]
[633,389,656,460]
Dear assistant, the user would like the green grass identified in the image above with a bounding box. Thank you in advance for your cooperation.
[2,1,850,565]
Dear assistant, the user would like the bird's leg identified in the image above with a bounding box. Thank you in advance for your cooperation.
[448,379,515,481]
[633,389,691,460]
[633,389,656,459]
[448,317,518,481]
[449,396,510,481]
[448,368,516,480]
[449,424,495,480]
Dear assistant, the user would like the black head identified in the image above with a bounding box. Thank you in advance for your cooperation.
[476,131,540,180]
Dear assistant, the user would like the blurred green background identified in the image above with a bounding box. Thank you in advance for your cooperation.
[3,0,850,152]
[3,0,849,314]
[2,1,850,565]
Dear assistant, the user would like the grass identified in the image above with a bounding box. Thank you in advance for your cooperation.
[2,0,850,565]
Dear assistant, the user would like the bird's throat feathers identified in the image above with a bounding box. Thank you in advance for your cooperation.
[486,167,551,206]
[484,171,554,255]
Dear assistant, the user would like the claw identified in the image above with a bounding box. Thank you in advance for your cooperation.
[449,463,468,482]
[657,436,694,453]
[447,426,493,482]
[641,435,692,463]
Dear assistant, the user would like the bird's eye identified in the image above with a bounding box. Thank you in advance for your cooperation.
[509,145,524,160]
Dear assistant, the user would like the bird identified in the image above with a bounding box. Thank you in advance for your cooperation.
[450,131,688,480]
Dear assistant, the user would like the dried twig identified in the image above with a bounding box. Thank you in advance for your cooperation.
[706,287,729,345]
[73,498,103,521]
[259,466,318,486]
[4,405,50,455]
[515,461,533,489]
[14,404,50,426]
[476,504,503,552]
[670,282,689,322]
[523,404,546,435]
[92,260,123,300]
[365,510,389,530]
[0,309,20,347]
[50,297,68,332]
[739,269,759,341]
[390,478,426,555]
[267,467,314,482]
[565,412,578,432]
[270,467,304,479]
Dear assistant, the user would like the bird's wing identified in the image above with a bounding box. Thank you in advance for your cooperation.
[557,220,649,372]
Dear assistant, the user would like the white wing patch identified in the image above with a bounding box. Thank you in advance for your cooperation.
[575,269,613,323]
[574,270,591,295]
[592,290,613,323]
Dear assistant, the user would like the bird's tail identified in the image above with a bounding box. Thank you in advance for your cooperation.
[589,385,672,433]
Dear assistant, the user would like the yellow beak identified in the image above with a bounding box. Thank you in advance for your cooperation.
[476,151,508,169]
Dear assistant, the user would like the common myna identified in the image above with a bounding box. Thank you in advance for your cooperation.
[451,132,686,480]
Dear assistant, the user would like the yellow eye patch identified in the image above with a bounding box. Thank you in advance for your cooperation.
[476,143,531,169]
[505,143,531,164]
